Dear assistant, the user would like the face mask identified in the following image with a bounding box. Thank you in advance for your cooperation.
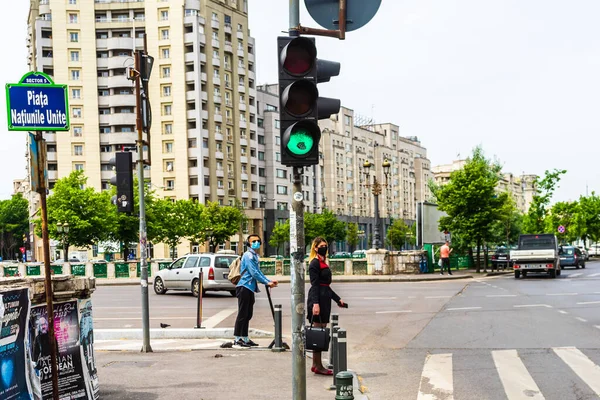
[251,241,261,250]
[317,246,328,256]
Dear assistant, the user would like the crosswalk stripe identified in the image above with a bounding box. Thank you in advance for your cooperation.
[553,347,600,396]
[588,273,600,277]
[492,349,545,400]
[570,273,583,277]
[417,353,453,400]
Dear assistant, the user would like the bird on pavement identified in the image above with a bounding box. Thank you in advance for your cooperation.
[160,323,170,328]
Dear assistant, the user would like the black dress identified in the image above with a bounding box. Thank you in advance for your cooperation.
[306,256,341,324]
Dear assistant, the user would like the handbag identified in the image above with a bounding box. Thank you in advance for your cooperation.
[305,315,330,352]
[438,258,443,267]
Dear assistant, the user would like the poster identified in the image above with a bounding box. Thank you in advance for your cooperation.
[29,301,88,399]
[78,299,98,400]
[0,289,30,400]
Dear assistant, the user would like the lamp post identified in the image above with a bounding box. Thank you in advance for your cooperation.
[362,159,391,250]
[56,222,69,262]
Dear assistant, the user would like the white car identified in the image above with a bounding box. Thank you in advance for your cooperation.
[153,253,238,297]
[576,246,590,261]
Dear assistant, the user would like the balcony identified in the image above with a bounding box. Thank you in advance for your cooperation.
[39,2,50,14]
[249,104,257,114]
[238,85,246,94]
[104,75,131,87]
[239,103,246,112]
[200,53,207,63]
[187,128,199,138]
[214,132,223,141]
[217,188,225,196]
[211,19,219,29]
[237,49,245,57]
[248,52,255,63]
[201,110,209,120]
[100,153,112,162]
[201,92,208,101]
[214,114,223,123]
[224,42,233,53]
[108,94,136,107]
[187,110,198,120]
[201,72,207,82]
[240,137,248,146]
[185,71,196,82]
[226,118,234,125]
[186,91,197,102]
[237,31,244,40]
[213,95,222,104]
[239,120,247,129]
[105,132,137,145]
[213,76,221,86]
[98,96,110,107]
[202,128,209,138]
[198,34,206,45]
[184,32,195,44]
[97,58,108,69]
[39,38,52,48]
[238,66,246,75]
[106,37,141,50]
[107,56,132,70]
[185,52,196,63]
[188,148,200,158]
[212,39,220,49]
[224,23,232,34]
[216,170,224,178]
[202,148,209,158]
[215,151,224,159]
[248,70,255,80]
[40,56,53,67]
[241,173,249,181]
[240,156,248,163]
[47,170,57,181]
[242,191,249,199]
[212,57,220,67]
[189,185,200,196]
[46,152,57,162]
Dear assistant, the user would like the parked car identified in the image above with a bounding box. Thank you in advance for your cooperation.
[576,245,589,261]
[153,253,238,297]
[491,247,511,270]
[588,244,600,257]
[511,234,561,279]
[331,252,351,259]
[89,259,107,264]
[559,246,585,269]
[352,250,367,258]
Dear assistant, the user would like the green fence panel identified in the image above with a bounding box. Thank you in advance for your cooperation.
[352,260,368,275]
[51,265,63,275]
[158,262,171,270]
[26,265,41,276]
[3,266,19,277]
[260,264,276,276]
[282,259,291,275]
[71,264,86,276]
[135,262,150,277]
[458,256,473,269]
[115,263,129,278]
[93,264,107,278]
[329,260,345,275]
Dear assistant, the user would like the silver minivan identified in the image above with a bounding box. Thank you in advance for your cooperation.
[153,253,239,297]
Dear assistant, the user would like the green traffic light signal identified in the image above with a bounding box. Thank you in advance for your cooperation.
[287,129,314,156]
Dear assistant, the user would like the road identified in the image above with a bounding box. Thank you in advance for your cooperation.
[93,261,600,399]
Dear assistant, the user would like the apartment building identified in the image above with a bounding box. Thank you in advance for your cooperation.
[432,160,537,213]
[26,0,261,259]
[257,84,431,254]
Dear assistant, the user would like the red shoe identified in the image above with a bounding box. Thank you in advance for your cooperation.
[310,366,316,373]
[314,369,334,376]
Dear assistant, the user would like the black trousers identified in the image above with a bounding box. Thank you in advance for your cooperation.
[234,286,255,337]
[441,258,451,274]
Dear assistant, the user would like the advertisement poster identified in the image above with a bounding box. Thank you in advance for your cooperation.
[78,299,98,400]
[29,301,88,399]
[0,289,30,400]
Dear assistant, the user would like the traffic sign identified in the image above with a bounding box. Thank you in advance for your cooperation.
[304,0,382,32]
[558,225,565,234]
[6,71,70,131]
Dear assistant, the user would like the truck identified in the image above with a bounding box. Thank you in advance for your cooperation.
[510,234,561,279]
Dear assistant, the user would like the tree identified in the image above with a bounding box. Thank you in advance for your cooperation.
[269,220,290,256]
[430,147,506,272]
[0,194,29,260]
[523,169,566,234]
[575,193,600,246]
[180,200,207,246]
[545,201,580,244]
[35,171,111,260]
[146,199,191,259]
[305,209,347,248]
[490,196,523,247]
[386,219,413,250]
[200,202,246,252]
[346,222,359,253]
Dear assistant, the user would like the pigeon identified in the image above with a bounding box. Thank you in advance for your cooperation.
[160,323,171,328]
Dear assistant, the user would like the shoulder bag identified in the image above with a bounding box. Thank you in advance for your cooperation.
[305,315,330,352]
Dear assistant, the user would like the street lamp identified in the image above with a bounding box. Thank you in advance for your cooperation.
[56,222,69,262]
[362,159,391,250]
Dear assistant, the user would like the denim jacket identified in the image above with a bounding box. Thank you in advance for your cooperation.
[237,248,271,293]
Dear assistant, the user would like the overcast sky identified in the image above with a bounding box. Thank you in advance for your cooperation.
[2,1,600,203]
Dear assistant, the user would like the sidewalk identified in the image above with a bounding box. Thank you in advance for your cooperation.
[96,339,368,400]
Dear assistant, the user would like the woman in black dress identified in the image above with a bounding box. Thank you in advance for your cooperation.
[306,236,345,375]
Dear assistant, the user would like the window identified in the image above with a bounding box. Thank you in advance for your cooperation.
[259,168,266,177]
[69,32,79,42]
[71,88,81,99]
[74,163,84,171]
[164,123,172,134]
[73,126,82,137]
[166,179,175,190]
[276,169,287,179]
[275,120,280,129]
[164,161,174,172]
[258,135,265,145]
[275,136,281,145]
[277,185,288,195]
[161,48,170,59]
[212,12,218,21]
[162,66,171,78]
[70,51,79,62]
[344,115,351,125]
[72,108,82,118]
[266,104,277,112]
[161,29,169,40]
[275,152,281,162]
[162,85,171,97]
[257,118,264,128]
[160,10,169,21]
[277,202,288,211]
[188,138,197,148]
[163,104,172,115]
[99,127,110,134]
[217,180,224,188]
[190,177,198,185]
[73,145,83,156]
[69,14,78,24]
[164,142,173,153]
[258,151,265,161]
[185,9,198,17]
[69,0,76,4]
[70,70,80,81]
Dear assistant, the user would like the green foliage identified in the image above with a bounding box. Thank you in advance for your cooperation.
[200,202,246,251]
[490,196,523,246]
[386,219,414,250]
[576,193,600,245]
[147,199,193,258]
[545,201,580,244]
[0,194,29,259]
[430,147,506,271]
[305,209,347,246]
[269,220,290,256]
[523,169,566,234]
[346,222,359,251]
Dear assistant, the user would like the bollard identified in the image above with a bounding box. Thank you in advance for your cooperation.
[195,270,204,329]
[329,326,340,390]
[327,313,339,369]
[271,304,285,352]
[337,329,348,377]
[335,371,354,400]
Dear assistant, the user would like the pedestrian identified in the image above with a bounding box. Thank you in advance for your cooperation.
[306,236,345,375]
[233,234,278,348]
[440,240,453,275]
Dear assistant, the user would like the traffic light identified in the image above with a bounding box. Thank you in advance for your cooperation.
[277,36,341,167]
[109,152,134,213]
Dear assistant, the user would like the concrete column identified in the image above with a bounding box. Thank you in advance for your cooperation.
[151,261,159,277]
[366,249,389,275]
[344,259,353,275]
[107,262,116,279]
[85,262,94,277]
[63,263,72,275]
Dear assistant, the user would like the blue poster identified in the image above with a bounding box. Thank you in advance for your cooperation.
[0,289,31,400]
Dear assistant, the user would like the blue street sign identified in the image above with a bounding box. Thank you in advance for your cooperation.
[305,0,382,32]
[5,71,70,131]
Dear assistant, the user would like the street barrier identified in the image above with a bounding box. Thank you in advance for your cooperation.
[336,329,348,386]
[195,269,204,329]
[330,326,340,390]
[335,371,354,400]
[270,304,285,352]
[327,313,339,369]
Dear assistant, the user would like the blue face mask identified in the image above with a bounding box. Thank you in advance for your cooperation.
[251,241,261,250]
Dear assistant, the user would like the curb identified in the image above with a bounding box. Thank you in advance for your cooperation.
[94,327,274,340]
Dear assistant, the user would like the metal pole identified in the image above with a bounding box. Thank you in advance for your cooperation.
[195,270,204,328]
[373,187,380,250]
[272,304,284,352]
[135,49,152,353]
[36,133,59,400]
[337,329,348,375]
[330,326,340,390]
[327,313,339,369]
[290,166,306,400]
[289,0,300,35]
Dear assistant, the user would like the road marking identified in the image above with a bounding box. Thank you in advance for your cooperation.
[596,326,600,330]
[202,308,237,329]
[364,297,397,300]
[546,293,578,296]
[576,301,600,305]
[570,273,583,277]
[94,317,197,320]
[486,294,517,298]
[408,296,417,299]
[417,353,453,400]
[492,349,545,400]
[375,310,412,314]
[575,317,587,322]
[558,310,569,314]
[446,307,481,311]
[553,347,600,396]
[425,296,453,299]
[587,273,600,277]
[514,304,552,308]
